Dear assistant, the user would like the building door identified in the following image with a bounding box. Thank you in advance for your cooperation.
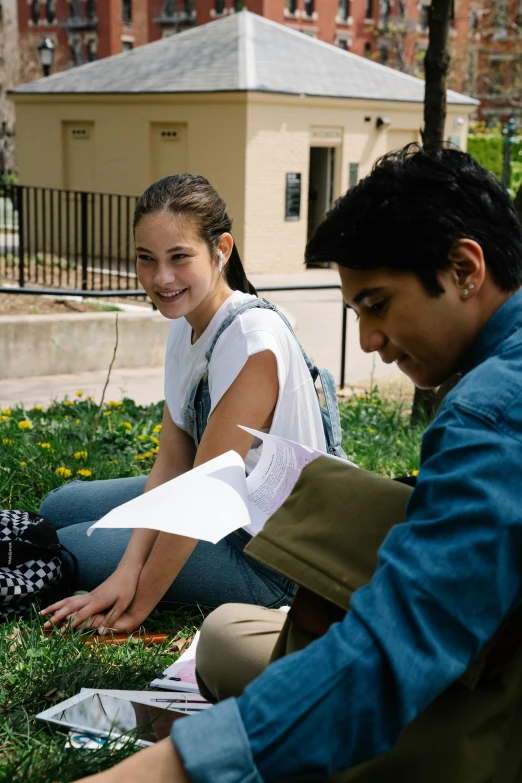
[63,122,95,191]
[307,146,336,241]
[150,123,188,182]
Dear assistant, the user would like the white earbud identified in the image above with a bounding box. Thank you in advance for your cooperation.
[218,249,224,273]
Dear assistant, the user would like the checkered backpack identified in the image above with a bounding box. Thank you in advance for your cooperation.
[0,510,76,618]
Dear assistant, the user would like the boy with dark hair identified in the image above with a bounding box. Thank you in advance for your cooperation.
[76,145,522,783]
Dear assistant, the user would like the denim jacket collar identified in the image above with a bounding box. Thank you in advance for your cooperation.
[462,287,522,376]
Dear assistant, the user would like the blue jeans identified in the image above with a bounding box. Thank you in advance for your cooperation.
[40,478,295,609]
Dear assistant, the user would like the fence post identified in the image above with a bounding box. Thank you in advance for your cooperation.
[80,191,88,290]
[17,185,25,289]
[340,302,347,390]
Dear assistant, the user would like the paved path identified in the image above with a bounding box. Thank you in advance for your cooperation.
[0,269,405,409]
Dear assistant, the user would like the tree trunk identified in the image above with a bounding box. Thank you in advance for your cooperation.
[413,0,454,424]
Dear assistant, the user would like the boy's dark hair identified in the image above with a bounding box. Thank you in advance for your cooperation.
[306,144,522,295]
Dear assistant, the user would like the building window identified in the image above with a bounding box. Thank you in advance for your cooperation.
[87,38,97,61]
[398,0,405,18]
[70,36,82,66]
[70,0,81,19]
[348,163,359,188]
[338,0,349,22]
[122,39,134,51]
[235,0,244,10]
[46,0,56,24]
[364,41,372,55]
[379,0,390,22]
[304,0,314,16]
[379,43,388,62]
[419,4,429,30]
[365,0,372,18]
[215,0,225,13]
[287,0,298,13]
[122,0,132,25]
[337,35,349,49]
[31,0,40,25]
[87,0,97,20]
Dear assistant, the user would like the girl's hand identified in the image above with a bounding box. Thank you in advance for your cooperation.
[40,564,141,632]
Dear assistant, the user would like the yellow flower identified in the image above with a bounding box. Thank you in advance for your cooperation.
[31,405,43,411]
[1,415,9,422]
[1,408,11,415]
[75,391,84,397]
[103,411,111,417]
[151,446,159,454]
[75,419,80,424]
[2,438,13,445]
[150,436,160,445]
[74,451,88,460]
[152,424,162,433]
[137,434,146,440]
[134,454,147,461]
[143,451,154,459]
[87,395,93,400]
[18,420,32,430]
[55,467,72,478]
[64,400,75,406]
[19,461,27,467]
[38,442,52,449]
[65,415,70,420]
[113,459,118,464]
[368,428,375,433]
[120,421,132,430]
[107,400,122,408]
[76,468,92,477]
[412,469,419,477]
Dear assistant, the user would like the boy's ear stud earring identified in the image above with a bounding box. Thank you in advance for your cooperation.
[462,282,475,298]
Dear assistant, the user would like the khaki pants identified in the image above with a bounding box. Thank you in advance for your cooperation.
[196,603,285,702]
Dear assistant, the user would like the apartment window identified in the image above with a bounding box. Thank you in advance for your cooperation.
[46,0,56,24]
[87,38,97,61]
[287,0,298,12]
[364,41,372,55]
[215,0,225,13]
[348,163,359,188]
[31,0,40,25]
[122,0,132,25]
[379,43,389,62]
[337,35,349,49]
[380,0,390,21]
[122,39,134,51]
[339,0,349,22]
[365,0,372,18]
[398,0,405,18]
[419,4,429,29]
[304,0,314,16]
[70,0,81,18]
[87,0,97,20]
[235,0,244,10]
[70,36,82,66]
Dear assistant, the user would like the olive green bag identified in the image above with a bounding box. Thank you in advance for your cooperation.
[245,457,522,783]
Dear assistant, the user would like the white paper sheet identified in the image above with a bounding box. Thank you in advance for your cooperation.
[87,451,250,544]
[150,631,201,693]
[242,426,356,531]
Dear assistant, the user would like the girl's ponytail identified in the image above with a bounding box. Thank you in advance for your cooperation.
[225,244,257,296]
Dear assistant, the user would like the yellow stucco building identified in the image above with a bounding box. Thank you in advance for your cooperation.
[10,11,478,274]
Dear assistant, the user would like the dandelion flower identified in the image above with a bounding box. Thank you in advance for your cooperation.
[1,415,9,422]
[76,391,84,397]
[55,467,72,478]
[87,395,93,400]
[31,405,43,411]
[152,424,162,433]
[103,411,111,417]
[412,469,419,477]
[143,451,154,459]
[120,421,132,430]
[18,420,32,430]
[150,436,160,445]
[74,451,88,460]
[113,459,118,465]
[151,446,159,454]
[2,438,13,445]
[64,400,75,406]
[1,409,11,415]
[20,461,27,467]
[76,468,92,477]
[75,419,80,424]
[368,428,375,434]
[107,400,122,408]
[38,442,52,449]
[134,454,147,461]
[137,434,146,441]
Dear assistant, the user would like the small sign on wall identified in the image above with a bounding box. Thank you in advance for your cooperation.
[285,173,301,221]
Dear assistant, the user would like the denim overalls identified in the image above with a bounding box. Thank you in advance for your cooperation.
[183,298,346,458]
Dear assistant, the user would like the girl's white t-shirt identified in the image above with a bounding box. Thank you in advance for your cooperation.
[164,291,326,481]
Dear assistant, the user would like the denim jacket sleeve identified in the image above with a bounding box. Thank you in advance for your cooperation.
[173,399,522,782]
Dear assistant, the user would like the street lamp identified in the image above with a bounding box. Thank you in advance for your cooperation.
[502,117,517,189]
[37,38,55,77]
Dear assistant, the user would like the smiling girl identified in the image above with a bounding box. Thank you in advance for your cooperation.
[39,174,334,633]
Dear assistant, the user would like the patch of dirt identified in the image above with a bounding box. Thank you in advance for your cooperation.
[0,292,104,315]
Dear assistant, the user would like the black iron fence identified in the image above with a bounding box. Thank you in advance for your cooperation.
[0,184,348,387]
[0,184,139,292]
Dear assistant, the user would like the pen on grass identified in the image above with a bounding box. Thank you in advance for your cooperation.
[151,699,208,704]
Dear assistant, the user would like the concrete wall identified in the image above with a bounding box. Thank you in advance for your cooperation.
[243,94,470,273]
[0,311,171,379]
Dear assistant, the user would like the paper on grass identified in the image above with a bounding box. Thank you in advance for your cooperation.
[87,451,250,544]
[150,631,201,693]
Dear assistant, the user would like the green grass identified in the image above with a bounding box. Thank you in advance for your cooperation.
[0,389,426,782]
